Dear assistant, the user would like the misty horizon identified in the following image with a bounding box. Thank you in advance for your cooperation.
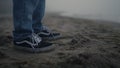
[0,0,120,22]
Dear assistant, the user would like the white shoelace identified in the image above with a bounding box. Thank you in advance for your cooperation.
[31,33,42,52]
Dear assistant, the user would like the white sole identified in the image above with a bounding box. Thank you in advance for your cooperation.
[14,44,55,53]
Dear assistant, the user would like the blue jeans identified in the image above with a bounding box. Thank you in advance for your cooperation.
[13,0,45,41]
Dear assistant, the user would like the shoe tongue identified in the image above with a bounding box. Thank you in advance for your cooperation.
[42,26,50,33]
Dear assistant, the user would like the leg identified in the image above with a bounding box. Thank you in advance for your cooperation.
[32,0,60,40]
[13,0,39,41]
[32,0,45,33]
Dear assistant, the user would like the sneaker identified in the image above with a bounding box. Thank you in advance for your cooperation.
[14,33,55,53]
[37,26,61,40]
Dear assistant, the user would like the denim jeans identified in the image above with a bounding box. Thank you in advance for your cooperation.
[13,0,45,41]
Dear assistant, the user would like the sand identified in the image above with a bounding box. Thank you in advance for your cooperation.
[0,13,120,68]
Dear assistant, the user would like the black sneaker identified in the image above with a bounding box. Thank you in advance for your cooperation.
[14,33,55,53]
[37,26,61,40]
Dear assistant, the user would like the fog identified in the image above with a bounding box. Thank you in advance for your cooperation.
[0,0,120,22]
[46,0,120,22]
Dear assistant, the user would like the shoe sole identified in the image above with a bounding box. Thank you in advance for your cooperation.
[14,44,55,53]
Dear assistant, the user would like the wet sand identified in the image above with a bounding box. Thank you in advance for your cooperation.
[0,13,120,68]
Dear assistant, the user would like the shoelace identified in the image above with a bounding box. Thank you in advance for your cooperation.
[31,33,42,52]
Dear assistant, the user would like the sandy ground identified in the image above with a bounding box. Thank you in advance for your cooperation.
[0,13,120,68]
